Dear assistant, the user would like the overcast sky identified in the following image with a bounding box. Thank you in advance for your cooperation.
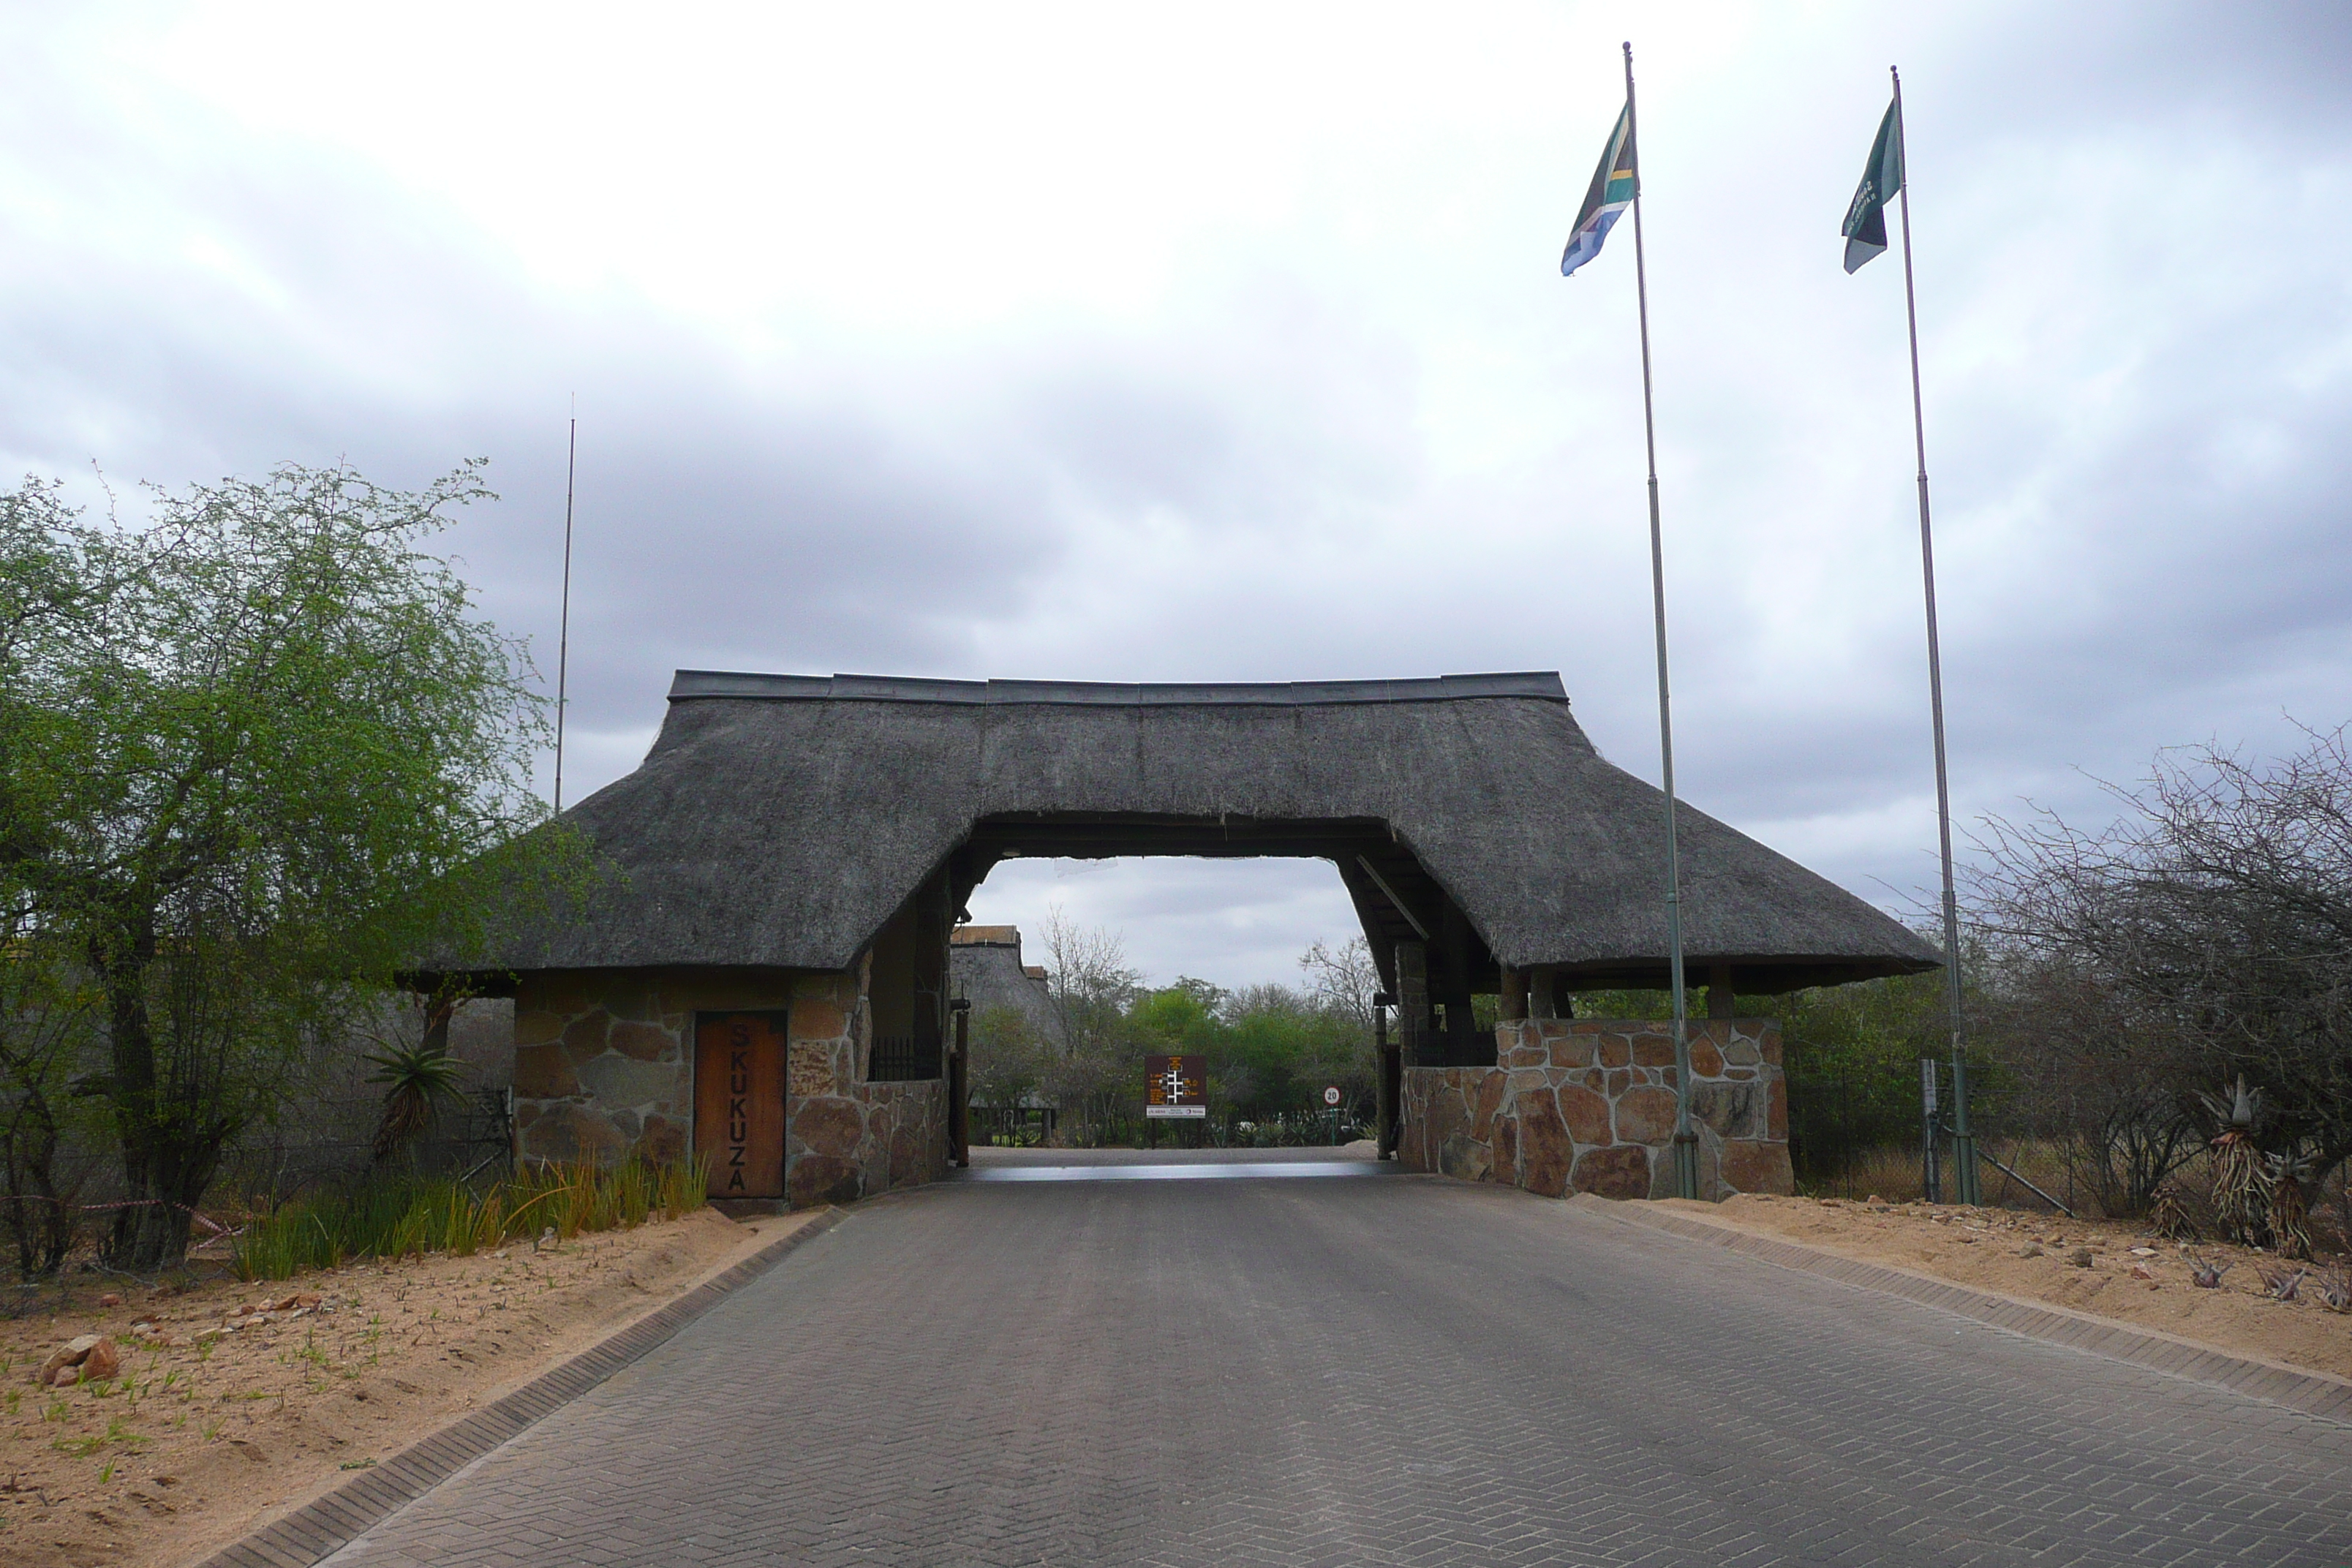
[6,3,2348,989]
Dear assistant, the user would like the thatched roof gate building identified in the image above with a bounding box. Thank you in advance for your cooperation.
[448,671,1935,1207]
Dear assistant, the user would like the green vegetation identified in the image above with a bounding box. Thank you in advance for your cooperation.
[972,921,1379,1145]
[230,1157,709,1281]
[0,462,589,1270]
[363,1038,470,1164]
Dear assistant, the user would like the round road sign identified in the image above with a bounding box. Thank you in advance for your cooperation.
[1324,1086,1341,1107]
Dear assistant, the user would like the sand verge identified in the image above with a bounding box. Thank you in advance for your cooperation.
[1,1206,813,1568]
[1642,1193,2352,1383]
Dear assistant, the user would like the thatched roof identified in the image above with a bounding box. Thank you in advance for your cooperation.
[464,671,1937,992]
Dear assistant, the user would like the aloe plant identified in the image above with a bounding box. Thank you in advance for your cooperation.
[363,1038,467,1165]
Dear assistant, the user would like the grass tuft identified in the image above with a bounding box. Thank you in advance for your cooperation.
[230,1156,711,1282]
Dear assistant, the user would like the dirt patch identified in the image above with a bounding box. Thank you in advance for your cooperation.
[1652,1194,2352,1383]
[0,1207,804,1568]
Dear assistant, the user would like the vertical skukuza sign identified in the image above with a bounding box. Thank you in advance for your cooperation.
[1145,1054,1207,1119]
[694,1011,788,1199]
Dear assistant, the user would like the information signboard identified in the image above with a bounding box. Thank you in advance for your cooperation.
[1145,1053,1207,1118]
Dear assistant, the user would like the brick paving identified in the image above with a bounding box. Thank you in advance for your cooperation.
[317,1169,2352,1567]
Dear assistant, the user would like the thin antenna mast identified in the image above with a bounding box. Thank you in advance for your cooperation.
[554,406,577,815]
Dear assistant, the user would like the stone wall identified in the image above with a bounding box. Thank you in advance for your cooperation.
[510,965,947,1207]
[1399,1019,1792,1201]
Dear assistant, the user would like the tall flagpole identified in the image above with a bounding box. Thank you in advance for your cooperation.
[1622,41,1702,1202]
[554,407,577,816]
[1891,66,1978,1204]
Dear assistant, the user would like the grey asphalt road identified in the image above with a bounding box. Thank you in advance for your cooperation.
[320,1164,2352,1567]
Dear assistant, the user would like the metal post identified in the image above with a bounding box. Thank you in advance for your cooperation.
[1622,42,1700,1201]
[553,409,578,815]
[1920,1058,1942,1204]
[1891,67,1978,1205]
[949,998,971,1168]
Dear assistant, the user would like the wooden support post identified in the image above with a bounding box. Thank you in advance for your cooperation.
[1708,961,1735,1021]
[1396,941,1432,1067]
[949,1000,970,1167]
[1528,965,1561,1020]
[1499,967,1529,1022]
[1374,992,1400,1160]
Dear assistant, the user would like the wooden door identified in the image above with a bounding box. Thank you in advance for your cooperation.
[695,1011,788,1199]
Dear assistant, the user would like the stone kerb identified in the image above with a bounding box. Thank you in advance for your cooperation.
[1400,1019,1792,1201]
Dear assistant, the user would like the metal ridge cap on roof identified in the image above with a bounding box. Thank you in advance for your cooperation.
[666,670,1570,706]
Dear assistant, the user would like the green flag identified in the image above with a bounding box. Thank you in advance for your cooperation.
[1842,97,1904,273]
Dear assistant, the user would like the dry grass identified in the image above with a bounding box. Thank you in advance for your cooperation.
[1806,1141,2352,1254]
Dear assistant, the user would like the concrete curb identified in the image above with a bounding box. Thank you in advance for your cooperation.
[192,1207,848,1568]
[1573,1195,2352,1425]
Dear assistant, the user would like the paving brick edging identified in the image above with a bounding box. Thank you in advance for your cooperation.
[1573,1195,2352,1424]
[192,1207,848,1568]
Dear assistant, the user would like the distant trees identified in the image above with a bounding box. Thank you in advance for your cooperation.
[1006,913,1378,1139]
[0,464,575,1269]
[966,1006,1047,1108]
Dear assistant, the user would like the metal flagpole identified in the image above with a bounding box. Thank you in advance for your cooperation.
[554,408,578,816]
[1622,41,1702,1201]
[1890,67,1978,1205]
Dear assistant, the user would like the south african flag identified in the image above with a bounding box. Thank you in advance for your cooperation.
[1842,97,1904,273]
[1561,104,1636,278]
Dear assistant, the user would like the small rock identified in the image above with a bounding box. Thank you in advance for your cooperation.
[2130,1263,2155,1281]
[2070,1248,2095,1268]
[2019,1242,2045,1258]
[52,1363,83,1387]
[35,1333,104,1387]
[1864,1194,1885,1206]
[81,1338,121,1381]
[97,1293,122,1308]
[2130,1246,2157,1257]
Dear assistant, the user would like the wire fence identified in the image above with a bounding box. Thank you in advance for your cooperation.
[219,1087,516,1205]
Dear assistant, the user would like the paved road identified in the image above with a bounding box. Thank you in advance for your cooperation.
[323,1165,2352,1567]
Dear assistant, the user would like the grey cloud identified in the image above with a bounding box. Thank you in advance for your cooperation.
[5,4,2351,984]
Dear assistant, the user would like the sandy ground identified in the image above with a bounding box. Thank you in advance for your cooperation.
[0,1207,805,1568]
[1653,1194,2352,1383]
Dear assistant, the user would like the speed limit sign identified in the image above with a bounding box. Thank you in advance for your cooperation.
[1324,1086,1341,1107]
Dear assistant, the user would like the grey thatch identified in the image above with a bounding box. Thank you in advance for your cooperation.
[949,928,1061,1047]
[462,671,1938,991]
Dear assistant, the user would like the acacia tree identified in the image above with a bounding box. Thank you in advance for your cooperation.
[1036,908,1143,1138]
[1972,729,2352,1200]
[2,464,573,1268]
